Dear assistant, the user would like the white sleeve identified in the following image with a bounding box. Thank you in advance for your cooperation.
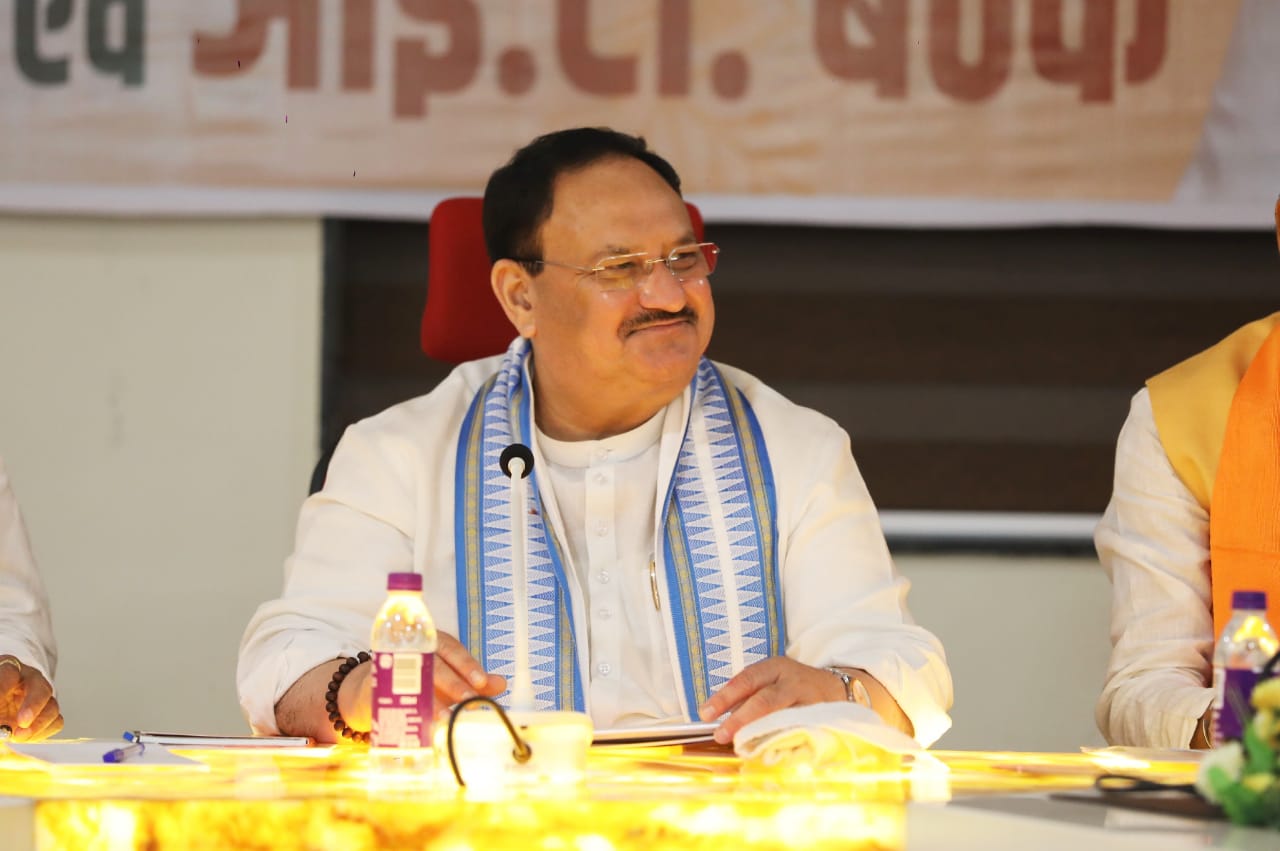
[0,457,57,682]
[1095,388,1214,748]
[771,408,953,747]
[235,424,419,734]
[237,361,488,734]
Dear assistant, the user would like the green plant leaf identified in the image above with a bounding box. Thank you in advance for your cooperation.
[1243,724,1274,775]
[1219,782,1267,826]
[1259,780,1280,828]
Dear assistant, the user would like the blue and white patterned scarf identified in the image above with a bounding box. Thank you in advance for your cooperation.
[455,338,783,717]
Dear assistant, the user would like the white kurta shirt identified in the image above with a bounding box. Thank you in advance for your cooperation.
[537,409,684,726]
[1095,388,1215,748]
[237,354,954,744]
[0,456,56,681]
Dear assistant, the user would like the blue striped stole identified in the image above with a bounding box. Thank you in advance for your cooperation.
[455,338,783,716]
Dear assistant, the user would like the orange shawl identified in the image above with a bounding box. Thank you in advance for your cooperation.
[1149,201,1280,641]
[1149,313,1280,639]
[1147,313,1280,638]
[1208,322,1280,639]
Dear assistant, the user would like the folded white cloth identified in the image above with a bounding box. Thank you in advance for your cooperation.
[734,702,922,767]
[732,703,951,800]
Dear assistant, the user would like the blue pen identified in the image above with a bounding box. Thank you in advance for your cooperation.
[103,742,145,763]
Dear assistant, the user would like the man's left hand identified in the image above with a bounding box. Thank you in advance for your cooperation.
[0,655,63,742]
[696,657,847,745]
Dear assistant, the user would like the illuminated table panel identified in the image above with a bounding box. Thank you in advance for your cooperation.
[0,745,1214,850]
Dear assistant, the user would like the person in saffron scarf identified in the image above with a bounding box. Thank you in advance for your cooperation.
[1097,202,1280,749]
[238,128,952,747]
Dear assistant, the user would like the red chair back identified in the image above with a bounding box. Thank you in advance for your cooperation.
[421,197,706,363]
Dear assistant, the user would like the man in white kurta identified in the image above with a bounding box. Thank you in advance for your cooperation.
[0,456,62,741]
[239,352,953,744]
[238,127,953,746]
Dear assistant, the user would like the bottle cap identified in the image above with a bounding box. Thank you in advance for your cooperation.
[1232,590,1267,611]
[387,572,423,591]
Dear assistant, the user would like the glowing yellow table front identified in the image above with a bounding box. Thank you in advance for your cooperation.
[0,743,1225,850]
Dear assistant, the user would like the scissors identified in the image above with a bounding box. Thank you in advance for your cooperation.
[1095,773,1199,795]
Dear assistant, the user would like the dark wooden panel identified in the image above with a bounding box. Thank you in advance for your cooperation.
[338,284,1273,390]
[709,225,1279,300]
[854,441,1114,513]
[708,295,1273,387]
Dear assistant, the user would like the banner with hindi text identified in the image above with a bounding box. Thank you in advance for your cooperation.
[2,0,1277,227]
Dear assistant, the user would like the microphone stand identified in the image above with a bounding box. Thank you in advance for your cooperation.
[482,444,594,784]
[500,444,536,713]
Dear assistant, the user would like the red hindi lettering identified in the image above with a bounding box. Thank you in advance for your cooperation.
[557,0,638,95]
[343,0,375,89]
[657,0,691,96]
[193,0,320,89]
[814,0,907,99]
[395,0,480,118]
[1030,0,1115,102]
[928,0,1013,102]
[1124,0,1167,84]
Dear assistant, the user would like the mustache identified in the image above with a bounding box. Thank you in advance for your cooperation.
[619,307,697,336]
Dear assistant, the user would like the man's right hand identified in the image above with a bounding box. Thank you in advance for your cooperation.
[427,631,507,715]
[336,632,507,729]
[276,632,507,742]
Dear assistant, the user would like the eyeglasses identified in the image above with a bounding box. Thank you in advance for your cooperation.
[519,242,720,292]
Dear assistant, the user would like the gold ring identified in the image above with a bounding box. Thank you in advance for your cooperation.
[0,658,21,673]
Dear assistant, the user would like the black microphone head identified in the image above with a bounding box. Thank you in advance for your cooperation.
[499,443,534,478]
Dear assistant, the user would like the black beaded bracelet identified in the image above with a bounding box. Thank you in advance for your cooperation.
[325,651,372,744]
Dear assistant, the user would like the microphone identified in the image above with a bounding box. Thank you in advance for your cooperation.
[499,444,534,480]
[499,443,536,712]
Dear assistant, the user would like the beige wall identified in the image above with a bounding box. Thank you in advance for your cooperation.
[0,216,322,737]
[900,553,1111,751]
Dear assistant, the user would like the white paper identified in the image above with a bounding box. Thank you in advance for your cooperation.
[4,739,204,767]
[592,721,720,746]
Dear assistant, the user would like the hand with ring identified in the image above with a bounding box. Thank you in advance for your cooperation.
[0,655,63,742]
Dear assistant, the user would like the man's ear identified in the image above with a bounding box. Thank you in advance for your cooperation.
[491,259,536,339]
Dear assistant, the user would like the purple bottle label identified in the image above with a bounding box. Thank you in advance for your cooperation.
[1214,668,1262,744]
[371,651,434,748]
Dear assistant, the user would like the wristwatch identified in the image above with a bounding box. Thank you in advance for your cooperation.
[824,666,872,707]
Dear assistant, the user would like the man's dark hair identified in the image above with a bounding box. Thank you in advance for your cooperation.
[482,127,682,271]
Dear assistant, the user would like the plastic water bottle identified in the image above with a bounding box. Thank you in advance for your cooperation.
[1212,589,1279,746]
[371,571,438,770]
